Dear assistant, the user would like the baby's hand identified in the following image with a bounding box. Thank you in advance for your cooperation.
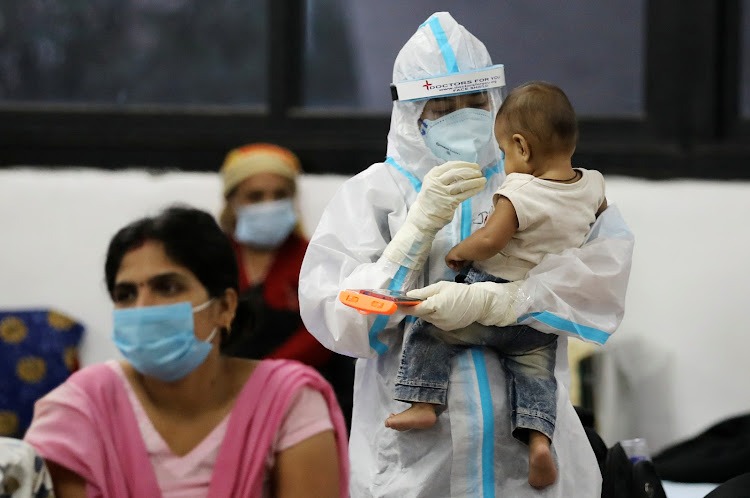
[445,247,470,272]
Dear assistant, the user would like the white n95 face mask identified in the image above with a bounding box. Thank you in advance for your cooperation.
[420,107,494,163]
[234,198,297,248]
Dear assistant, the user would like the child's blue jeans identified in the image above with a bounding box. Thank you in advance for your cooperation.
[394,268,558,442]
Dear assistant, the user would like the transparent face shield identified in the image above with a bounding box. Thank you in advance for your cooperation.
[419,91,494,121]
[389,64,506,103]
[391,65,507,164]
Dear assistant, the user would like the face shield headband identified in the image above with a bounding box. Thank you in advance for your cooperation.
[390,64,506,102]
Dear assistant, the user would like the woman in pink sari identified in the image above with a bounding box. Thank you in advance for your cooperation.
[24,206,348,498]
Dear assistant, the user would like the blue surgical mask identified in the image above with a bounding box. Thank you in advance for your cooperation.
[234,198,297,248]
[112,300,218,382]
[420,107,494,163]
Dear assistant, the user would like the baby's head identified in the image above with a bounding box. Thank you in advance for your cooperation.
[495,81,578,175]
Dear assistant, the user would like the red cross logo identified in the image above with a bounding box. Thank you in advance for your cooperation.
[423,80,433,90]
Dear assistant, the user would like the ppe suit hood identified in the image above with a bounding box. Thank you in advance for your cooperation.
[386,12,503,179]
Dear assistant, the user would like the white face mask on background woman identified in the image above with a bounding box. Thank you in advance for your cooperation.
[234,198,297,248]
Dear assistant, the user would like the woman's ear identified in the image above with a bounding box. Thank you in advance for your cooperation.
[218,288,238,329]
[513,133,531,162]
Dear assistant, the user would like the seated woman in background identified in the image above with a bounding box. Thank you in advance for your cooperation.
[218,143,354,426]
[24,206,348,498]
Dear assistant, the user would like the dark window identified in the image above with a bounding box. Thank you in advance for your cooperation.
[0,0,268,106]
[303,0,645,117]
[0,1,748,179]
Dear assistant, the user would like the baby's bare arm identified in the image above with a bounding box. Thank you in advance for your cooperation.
[445,196,519,269]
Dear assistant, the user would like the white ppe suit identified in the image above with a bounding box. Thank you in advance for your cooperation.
[299,12,634,498]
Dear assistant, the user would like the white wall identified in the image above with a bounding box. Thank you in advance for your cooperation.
[1,168,748,453]
[595,177,750,452]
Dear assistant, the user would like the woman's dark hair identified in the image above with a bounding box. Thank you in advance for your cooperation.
[104,205,252,347]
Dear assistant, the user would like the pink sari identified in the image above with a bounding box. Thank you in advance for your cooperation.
[24,359,349,497]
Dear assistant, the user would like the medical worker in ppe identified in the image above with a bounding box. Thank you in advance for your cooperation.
[299,12,634,498]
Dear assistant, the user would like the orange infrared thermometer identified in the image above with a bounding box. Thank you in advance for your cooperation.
[338,289,423,315]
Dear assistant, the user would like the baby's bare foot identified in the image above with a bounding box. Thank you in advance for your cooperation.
[528,433,557,489]
[385,403,437,431]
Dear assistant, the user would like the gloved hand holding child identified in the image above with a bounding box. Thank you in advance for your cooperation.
[406,280,522,331]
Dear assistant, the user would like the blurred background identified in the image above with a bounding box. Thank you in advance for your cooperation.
[0,0,748,178]
[1,2,750,490]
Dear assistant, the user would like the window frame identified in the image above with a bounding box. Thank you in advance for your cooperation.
[0,0,748,179]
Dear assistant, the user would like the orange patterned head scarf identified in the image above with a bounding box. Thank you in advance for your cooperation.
[220,143,302,197]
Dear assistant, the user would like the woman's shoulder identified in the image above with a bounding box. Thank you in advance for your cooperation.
[232,359,327,398]
[65,361,122,391]
[238,358,322,383]
[227,359,331,429]
[25,364,124,441]
[243,360,333,418]
[32,361,127,413]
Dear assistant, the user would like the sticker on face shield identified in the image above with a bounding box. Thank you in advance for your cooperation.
[390,64,506,101]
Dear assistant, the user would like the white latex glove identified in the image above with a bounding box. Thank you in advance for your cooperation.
[406,280,522,331]
[382,161,486,269]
